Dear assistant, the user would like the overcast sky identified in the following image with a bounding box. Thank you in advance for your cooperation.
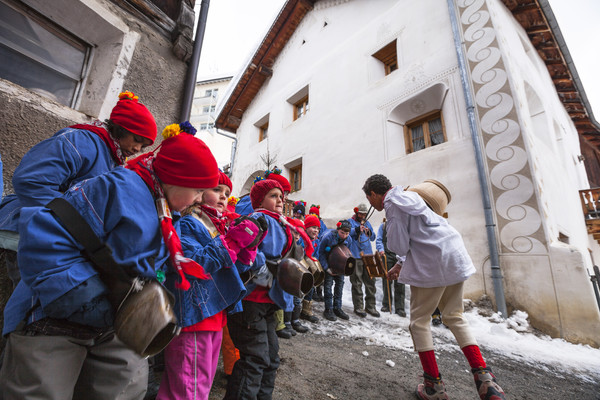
[195,0,600,118]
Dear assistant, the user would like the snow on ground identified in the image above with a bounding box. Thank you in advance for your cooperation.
[310,277,600,382]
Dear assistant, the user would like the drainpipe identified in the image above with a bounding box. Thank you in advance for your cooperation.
[179,0,210,121]
[446,0,508,317]
[216,129,237,175]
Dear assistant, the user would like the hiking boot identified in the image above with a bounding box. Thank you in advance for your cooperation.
[396,309,407,318]
[291,320,309,333]
[323,309,337,321]
[381,305,390,312]
[431,313,442,326]
[333,308,349,320]
[354,309,367,318]
[366,308,380,318]
[276,328,292,339]
[313,286,324,302]
[416,373,449,400]
[300,300,319,323]
[283,323,297,336]
[472,367,506,400]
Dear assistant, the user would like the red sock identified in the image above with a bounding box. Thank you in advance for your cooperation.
[462,345,486,369]
[418,350,439,378]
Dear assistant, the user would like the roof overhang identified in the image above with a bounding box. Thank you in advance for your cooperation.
[217,0,600,150]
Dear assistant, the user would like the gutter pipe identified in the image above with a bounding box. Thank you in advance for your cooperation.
[180,0,210,121]
[446,0,508,317]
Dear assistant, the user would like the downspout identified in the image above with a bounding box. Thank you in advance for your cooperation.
[179,0,210,121]
[216,129,237,174]
[446,0,508,317]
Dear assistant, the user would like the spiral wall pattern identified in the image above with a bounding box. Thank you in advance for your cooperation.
[457,0,546,254]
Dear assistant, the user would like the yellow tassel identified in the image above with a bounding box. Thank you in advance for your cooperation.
[162,123,182,139]
[118,91,139,101]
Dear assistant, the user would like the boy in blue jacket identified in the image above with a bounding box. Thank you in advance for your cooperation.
[0,127,218,400]
[347,203,379,318]
[0,91,156,287]
[319,220,353,321]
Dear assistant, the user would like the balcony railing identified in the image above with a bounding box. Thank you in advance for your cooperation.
[579,188,600,241]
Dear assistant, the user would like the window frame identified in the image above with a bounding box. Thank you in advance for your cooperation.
[404,110,447,153]
[0,0,92,108]
[372,39,398,77]
[293,95,309,121]
[289,164,302,193]
[259,121,269,142]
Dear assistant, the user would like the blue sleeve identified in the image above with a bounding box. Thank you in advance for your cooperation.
[318,232,334,270]
[376,225,384,252]
[179,216,234,275]
[17,170,162,313]
[367,221,376,242]
[12,129,112,208]
[235,195,254,216]
[254,213,287,262]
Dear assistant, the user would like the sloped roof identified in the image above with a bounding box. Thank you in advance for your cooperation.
[216,0,600,149]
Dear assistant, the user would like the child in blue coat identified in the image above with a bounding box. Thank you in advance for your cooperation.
[157,170,265,400]
[225,178,304,400]
[0,126,218,400]
[0,91,157,287]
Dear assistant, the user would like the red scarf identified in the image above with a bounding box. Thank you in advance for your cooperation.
[126,153,209,290]
[254,209,315,259]
[70,120,125,165]
[197,205,228,236]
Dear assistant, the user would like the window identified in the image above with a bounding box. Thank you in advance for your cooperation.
[200,123,214,130]
[287,85,309,123]
[202,105,215,114]
[404,111,446,153]
[290,164,302,192]
[293,96,309,120]
[205,88,218,98]
[259,122,268,142]
[0,0,91,107]
[372,39,398,76]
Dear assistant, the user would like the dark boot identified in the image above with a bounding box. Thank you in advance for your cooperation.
[323,309,337,321]
[276,327,292,339]
[472,367,506,400]
[333,308,349,320]
[283,311,297,336]
[416,372,448,400]
[291,302,309,333]
[431,308,442,326]
[300,300,319,323]
[313,285,324,302]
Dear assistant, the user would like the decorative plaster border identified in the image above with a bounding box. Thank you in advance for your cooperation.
[456,0,546,254]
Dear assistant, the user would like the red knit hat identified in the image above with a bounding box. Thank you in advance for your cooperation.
[218,171,232,191]
[154,133,219,188]
[288,218,305,230]
[304,215,320,229]
[251,179,283,209]
[309,204,320,216]
[265,168,291,193]
[110,91,157,144]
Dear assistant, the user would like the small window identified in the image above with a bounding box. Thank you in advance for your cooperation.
[372,39,398,76]
[259,122,268,142]
[404,111,446,153]
[200,123,214,130]
[293,96,309,121]
[0,0,91,107]
[290,164,302,192]
[202,105,210,113]
[205,88,218,98]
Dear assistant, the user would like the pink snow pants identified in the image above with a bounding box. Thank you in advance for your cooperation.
[157,330,223,400]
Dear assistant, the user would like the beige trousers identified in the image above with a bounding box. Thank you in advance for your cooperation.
[0,330,148,400]
[409,281,478,352]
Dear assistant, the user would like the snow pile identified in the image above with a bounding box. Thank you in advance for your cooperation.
[310,277,600,382]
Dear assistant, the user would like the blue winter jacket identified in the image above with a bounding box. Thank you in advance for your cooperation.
[318,219,328,239]
[347,217,376,257]
[318,229,352,271]
[235,195,254,216]
[0,128,117,233]
[169,214,252,328]
[2,167,169,335]
[244,212,294,312]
